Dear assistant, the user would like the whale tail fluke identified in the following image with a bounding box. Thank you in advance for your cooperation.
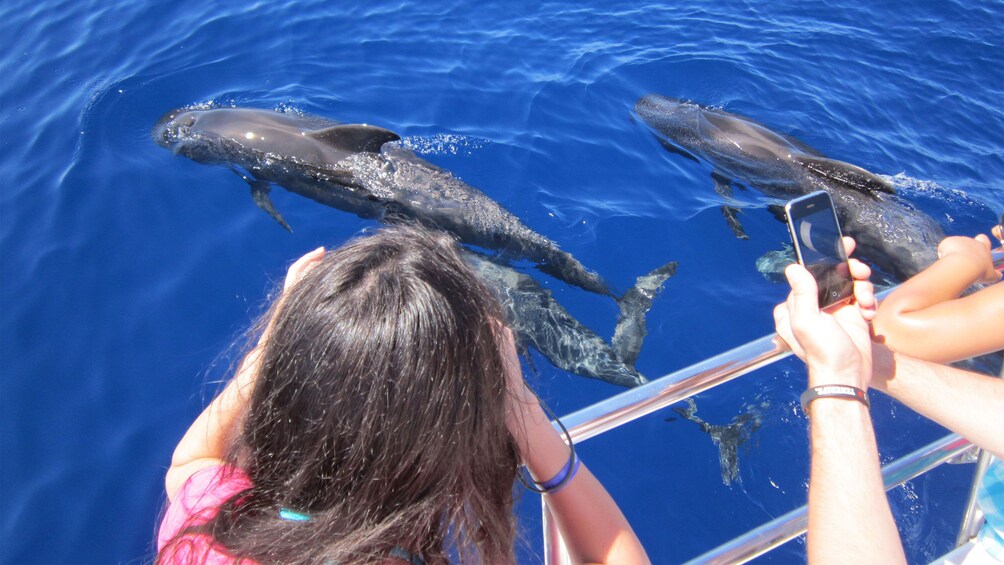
[612,260,678,368]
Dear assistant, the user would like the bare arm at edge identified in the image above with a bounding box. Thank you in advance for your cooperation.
[806,374,905,565]
[871,345,1004,460]
[871,235,1003,364]
[503,330,649,565]
[774,256,905,564]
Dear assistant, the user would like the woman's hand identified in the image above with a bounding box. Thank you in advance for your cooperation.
[773,238,877,389]
[259,247,326,345]
[937,235,1001,284]
[166,246,329,500]
[282,246,326,292]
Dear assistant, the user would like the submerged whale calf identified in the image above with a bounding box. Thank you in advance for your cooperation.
[634,95,944,280]
[671,398,764,486]
[154,107,612,297]
[464,250,676,388]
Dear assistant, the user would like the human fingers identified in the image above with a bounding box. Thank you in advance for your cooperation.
[784,263,821,330]
[773,302,805,359]
[283,247,325,291]
[848,257,871,283]
[936,235,982,259]
[974,233,992,250]
[852,279,877,321]
[841,236,857,258]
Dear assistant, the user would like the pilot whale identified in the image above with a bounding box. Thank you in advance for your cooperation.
[154,107,613,297]
[672,398,763,486]
[634,94,944,280]
[464,250,676,388]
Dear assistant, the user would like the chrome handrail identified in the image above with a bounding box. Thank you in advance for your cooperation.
[541,249,1003,564]
[563,250,1003,444]
[686,434,973,564]
[563,334,790,443]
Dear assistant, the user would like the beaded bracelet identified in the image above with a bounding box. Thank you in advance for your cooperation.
[800,384,869,414]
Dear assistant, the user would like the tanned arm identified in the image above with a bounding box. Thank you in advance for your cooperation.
[871,345,1004,460]
[774,244,906,564]
[871,235,1003,364]
[502,330,649,565]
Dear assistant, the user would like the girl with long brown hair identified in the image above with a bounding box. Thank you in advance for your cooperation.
[157,225,648,564]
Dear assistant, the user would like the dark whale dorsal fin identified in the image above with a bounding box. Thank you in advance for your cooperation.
[796,156,895,196]
[308,124,401,153]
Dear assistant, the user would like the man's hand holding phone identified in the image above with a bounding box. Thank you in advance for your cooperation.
[774,237,878,390]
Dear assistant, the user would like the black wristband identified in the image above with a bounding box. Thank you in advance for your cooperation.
[800,385,869,414]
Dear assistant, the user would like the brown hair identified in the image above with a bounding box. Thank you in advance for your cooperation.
[160,225,521,564]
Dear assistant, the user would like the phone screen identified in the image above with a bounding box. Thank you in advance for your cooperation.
[786,192,853,308]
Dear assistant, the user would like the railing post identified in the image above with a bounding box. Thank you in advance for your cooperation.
[955,450,991,547]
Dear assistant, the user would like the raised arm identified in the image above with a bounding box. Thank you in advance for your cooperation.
[502,330,649,565]
[164,247,325,501]
[871,234,1003,364]
[773,242,906,564]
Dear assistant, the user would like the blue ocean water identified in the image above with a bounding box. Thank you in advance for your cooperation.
[1,0,1001,562]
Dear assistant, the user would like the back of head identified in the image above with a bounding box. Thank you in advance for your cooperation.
[178,226,520,564]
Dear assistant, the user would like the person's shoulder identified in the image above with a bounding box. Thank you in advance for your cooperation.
[158,464,252,551]
[178,464,252,509]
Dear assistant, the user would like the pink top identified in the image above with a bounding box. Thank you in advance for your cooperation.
[157,465,255,564]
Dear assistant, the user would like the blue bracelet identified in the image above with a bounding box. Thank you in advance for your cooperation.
[516,394,581,494]
[535,449,581,494]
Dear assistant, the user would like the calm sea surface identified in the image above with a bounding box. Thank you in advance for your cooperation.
[2,1,1002,562]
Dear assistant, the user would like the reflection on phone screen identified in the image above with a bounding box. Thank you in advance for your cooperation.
[794,210,853,307]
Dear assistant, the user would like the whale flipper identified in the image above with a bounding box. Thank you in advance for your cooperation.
[248,178,292,232]
[657,137,700,162]
[612,260,678,367]
[712,173,749,240]
[721,206,749,240]
[794,155,895,196]
[307,124,401,153]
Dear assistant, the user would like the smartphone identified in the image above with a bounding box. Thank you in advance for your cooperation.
[784,191,853,308]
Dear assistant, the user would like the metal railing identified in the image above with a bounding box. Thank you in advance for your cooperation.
[541,249,1003,564]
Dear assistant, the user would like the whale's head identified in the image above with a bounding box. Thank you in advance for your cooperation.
[634,95,709,154]
[154,107,309,165]
[154,108,235,164]
[153,107,400,169]
[634,95,703,131]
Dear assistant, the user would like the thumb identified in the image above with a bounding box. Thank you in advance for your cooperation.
[785,263,820,323]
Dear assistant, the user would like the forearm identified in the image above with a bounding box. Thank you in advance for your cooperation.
[516,405,649,565]
[806,378,905,564]
[872,346,1004,458]
[875,254,983,319]
[165,346,261,499]
[872,247,1004,363]
[872,285,1004,364]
